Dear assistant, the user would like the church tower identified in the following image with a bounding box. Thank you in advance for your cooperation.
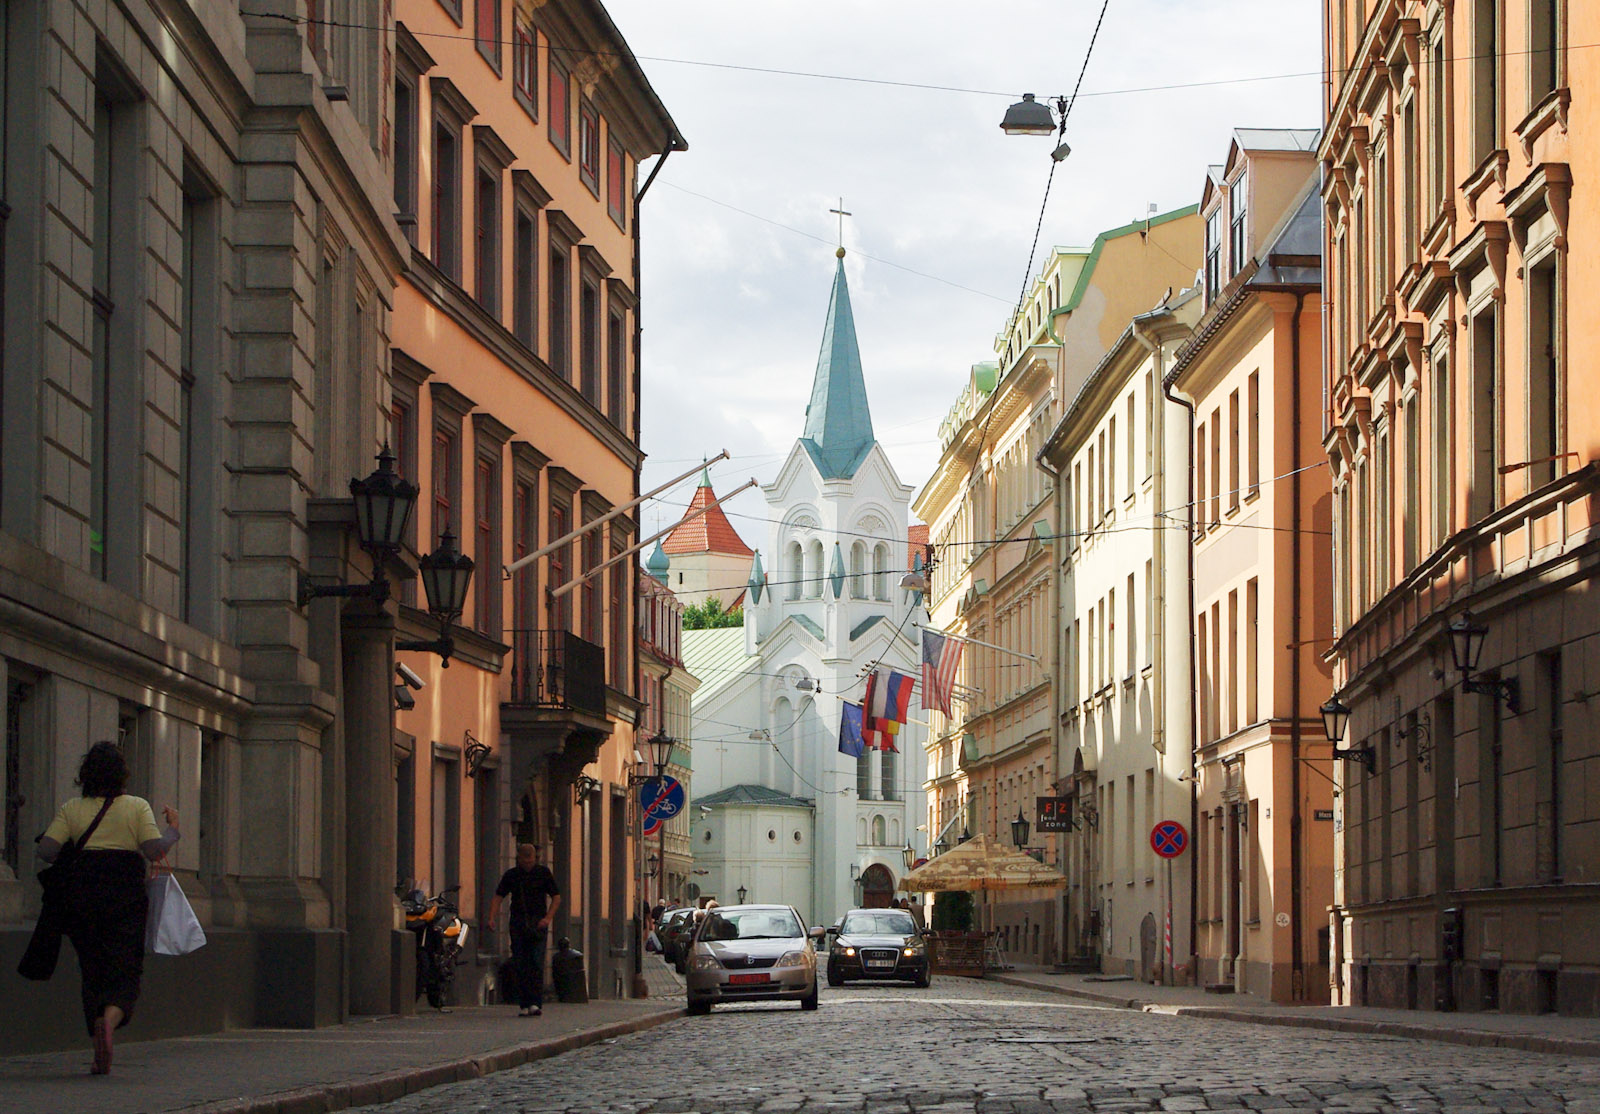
[658,464,754,610]
[683,250,928,925]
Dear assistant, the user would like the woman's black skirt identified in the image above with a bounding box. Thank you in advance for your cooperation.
[63,850,148,1034]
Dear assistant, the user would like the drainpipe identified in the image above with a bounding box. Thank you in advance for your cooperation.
[1036,444,1064,963]
[1154,328,1200,986]
[1288,290,1309,1000]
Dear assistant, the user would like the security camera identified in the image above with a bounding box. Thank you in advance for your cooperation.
[393,684,416,712]
[698,805,713,816]
[396,663,426,690]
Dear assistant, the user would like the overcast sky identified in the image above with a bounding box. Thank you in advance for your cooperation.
[609,0,1324,556]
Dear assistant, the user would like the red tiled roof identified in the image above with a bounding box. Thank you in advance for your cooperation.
[907,524,930,550]
[662,482,754,557]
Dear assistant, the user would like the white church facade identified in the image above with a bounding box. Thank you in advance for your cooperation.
[679,252,929,928]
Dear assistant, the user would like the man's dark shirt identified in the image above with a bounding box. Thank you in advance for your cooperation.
[495,864,561,935]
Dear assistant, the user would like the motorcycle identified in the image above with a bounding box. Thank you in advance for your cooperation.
[402,883,469,1009]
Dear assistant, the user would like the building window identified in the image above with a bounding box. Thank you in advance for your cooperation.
[432,424,459,536]
[1246,372,1260,496]
[606,307,626,428]
[1244,577,1258,724]
[474,452,500,637]
[609,540,627,689]
[582,524,602,643]
[1194,424,1207,538]
[1227,388,1240,513]
[1473,0,1499,161]
[578,100,600,195]
[607,139,627,228]
[1204,205,1222,302]
[1469,307,1498,522]
[433,115,462,281]
[432,752,461,892]
[1209,409,1222,527]
[1430,345,1451,547]
[1530,2,1563,105]
[1228,174,1247,275]
[475,0,500,70]
[511,475,537,631]
[548,244,569,377]
[395,74,419,244]
[1403,395,1420,571]
[548,498,571,632]
[548,56,570,158]
[1401,98,1417,269]
[474,164,499,315]
[512,14,536,116]
[1527,257,1562,488]
[1375,426,1390,594]
[579,278,600,406]
[1428,31,1447,215]
[513,204,537,348]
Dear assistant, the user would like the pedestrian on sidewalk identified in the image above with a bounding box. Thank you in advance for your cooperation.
[30,741,180,1074]
[489,843,562,1017]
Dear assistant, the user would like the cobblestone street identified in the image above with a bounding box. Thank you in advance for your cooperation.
[358,978,1600,1114]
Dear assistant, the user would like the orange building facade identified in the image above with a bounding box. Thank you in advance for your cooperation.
[1169,132,1335,1002]
[389,0,681,1001]
[1324,1,1600,1014]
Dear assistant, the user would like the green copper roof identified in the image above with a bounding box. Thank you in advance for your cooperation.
[645,539,670,578]
[799,258,875,479]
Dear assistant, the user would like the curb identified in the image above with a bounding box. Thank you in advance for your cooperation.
[989,974,1600,1059]
[179,1007,685,1114]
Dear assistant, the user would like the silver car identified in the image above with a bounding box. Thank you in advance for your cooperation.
[684,904,820,1014]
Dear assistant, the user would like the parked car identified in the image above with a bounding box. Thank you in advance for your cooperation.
[825,907,931,987]
[684,904,821,1014]
[657,907,694,964]
[670,908,706,973]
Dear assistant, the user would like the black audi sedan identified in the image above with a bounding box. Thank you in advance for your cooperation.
[825,907,931,987]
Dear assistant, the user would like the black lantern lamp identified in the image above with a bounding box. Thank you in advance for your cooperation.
[396,527,474,667]
[934,835,950,857]
[999,93,1057,136]
[959,826,972,844]
[1448,611,1520,712]
[900,841,917,870]
[299,446,419,607]
[1011,809,1030,848]
[736,884,748,904]
[1320,695,1375,774]
[647,729,675,783]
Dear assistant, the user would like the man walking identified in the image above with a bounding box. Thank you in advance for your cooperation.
[489,844,562,1016]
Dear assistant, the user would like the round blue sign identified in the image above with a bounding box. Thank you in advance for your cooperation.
[1150,820,1189,859]
[640,776,685,825]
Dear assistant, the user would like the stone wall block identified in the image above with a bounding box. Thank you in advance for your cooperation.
[233,289,298,334]
[233,206,298,247]
[239,516,303,562]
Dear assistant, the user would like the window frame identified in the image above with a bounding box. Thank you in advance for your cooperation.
[512,13,537,119]
[547,53,571,159]
[474,0,500,73]
[607,138,628,228]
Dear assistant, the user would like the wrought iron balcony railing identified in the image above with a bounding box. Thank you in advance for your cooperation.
[507,629,607,717]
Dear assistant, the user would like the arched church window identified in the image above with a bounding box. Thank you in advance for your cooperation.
[850,542,867,599]
[872,544,889,600]
[786,541,803,601]
[806,540,824,598]
[871,815,886,846]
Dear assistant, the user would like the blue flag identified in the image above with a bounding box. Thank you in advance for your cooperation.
[838,701,867,758]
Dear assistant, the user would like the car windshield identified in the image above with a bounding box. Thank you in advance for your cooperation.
[701,909,802,941]
[840,911,918,936]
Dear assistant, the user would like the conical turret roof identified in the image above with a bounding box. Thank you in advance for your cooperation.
[799,256,876,479]
[661,472,753,557]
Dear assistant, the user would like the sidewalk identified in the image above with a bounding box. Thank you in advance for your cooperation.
[990,966,1600,1058]
[0,960,688,1114]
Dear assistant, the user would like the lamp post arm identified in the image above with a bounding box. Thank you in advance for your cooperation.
[550,479,758,599]
[502,451,730,579]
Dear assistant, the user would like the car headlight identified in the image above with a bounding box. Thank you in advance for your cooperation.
[691,953,721,971]
[842,946,856,957]
[776,950,807,966]
[903,945,925,956]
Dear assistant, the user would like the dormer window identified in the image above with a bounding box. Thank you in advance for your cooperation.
[1204,205,1223,302]
[1229,172,1248,276]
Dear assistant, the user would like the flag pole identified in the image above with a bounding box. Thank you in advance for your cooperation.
[913,621,1040,663]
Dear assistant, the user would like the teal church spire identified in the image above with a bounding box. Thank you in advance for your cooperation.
[799,253,876,479]
[645,539,670,581]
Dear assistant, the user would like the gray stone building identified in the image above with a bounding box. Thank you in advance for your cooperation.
[0,0,408,1052]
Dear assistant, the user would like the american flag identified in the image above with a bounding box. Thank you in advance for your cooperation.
[921,630,963,715]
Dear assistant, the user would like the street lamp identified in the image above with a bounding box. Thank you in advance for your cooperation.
[299,446,418,607]
[900,841,917,871]
[1320,695,1375,774]
[395,527,475,667]
[1011,809,1030,849]
[1448,611,1520,712]
[736,884,748,904]
[934,836,950,857]
[959,827,972,844]
[646,728,675,783]
[999,93,1072,162]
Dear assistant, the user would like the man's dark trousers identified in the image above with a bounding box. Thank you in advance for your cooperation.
[510,927,548,1009]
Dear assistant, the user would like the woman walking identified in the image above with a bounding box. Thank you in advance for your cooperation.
[36,742,179,1074]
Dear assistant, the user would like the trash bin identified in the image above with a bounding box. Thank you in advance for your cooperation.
[551,937,588,1003]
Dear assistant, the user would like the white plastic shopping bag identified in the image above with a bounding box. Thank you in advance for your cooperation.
[146,871,207,955]
[645,929,661,953]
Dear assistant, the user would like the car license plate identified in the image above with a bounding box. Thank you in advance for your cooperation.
[866,959,896,968]
[729,972,769,984]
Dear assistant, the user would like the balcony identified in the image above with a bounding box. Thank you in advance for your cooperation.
[502,629,612,785]
[507,628,606,715]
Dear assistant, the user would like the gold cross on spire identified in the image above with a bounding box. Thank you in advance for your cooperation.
[828,198,852,257]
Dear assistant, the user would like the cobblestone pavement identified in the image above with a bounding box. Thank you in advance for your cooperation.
[357,977,1600,1114]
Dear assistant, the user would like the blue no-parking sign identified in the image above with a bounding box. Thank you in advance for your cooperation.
[1150,820,1189,859]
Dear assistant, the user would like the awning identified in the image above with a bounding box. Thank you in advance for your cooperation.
[899,832,1067,892]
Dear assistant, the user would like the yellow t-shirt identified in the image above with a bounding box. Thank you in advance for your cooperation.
[43,795,161,853]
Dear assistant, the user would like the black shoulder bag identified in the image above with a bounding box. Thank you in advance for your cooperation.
[17,796,117,982]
